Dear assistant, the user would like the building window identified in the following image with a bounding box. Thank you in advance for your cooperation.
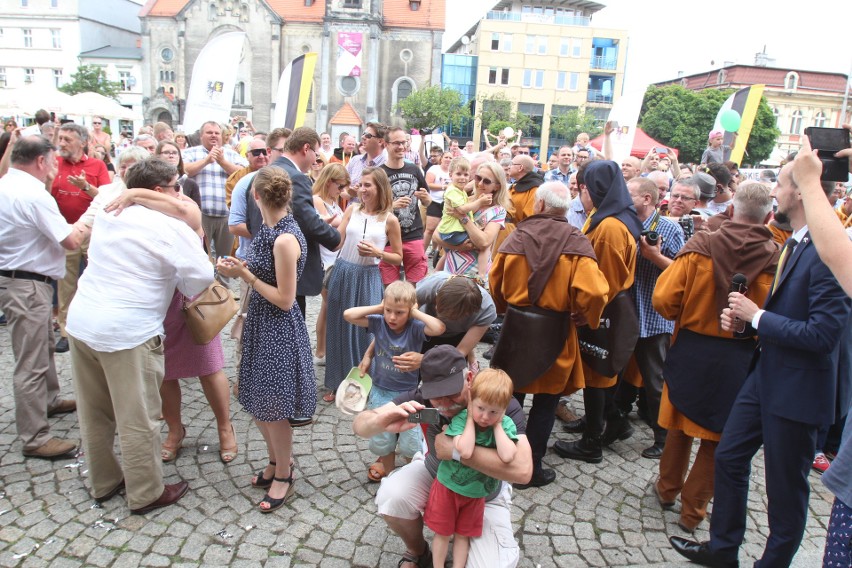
[717,69,726,84]
[397,78,413,102]
[534,70,544,89]
[772,107,780,128]
[491,33,500,51]
[488,67,497,85]
[814,111,827,128]
[523,69,532,88]
[517,102,544,139]
[51,0,58,6]
[23,28,32,47]
[21,0,28,6]
[525,35,535,54]
[119,70,132,91]
[569,72,579,91]
[560,37,569,56]
[557,71,566,90]
[572,38,582,58]
[501,68,509,85]
[233,81,245,105]
[160,47,174,63]
[51,29,61,49]
[0,68,6,87]
[502,34,512,52]
[785,71,799,90]
[53,68,62,88]
[338,75,360,96]
[24,68,34,82]
[538,36,547,55]
[790,110,803,134]
[343,0,361,7]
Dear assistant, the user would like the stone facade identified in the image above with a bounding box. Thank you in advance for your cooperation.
[139,0,444,134]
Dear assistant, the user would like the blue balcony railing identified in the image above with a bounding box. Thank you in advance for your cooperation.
[486,11,591,26]
[590,56,617,70]
[587,89,612,104]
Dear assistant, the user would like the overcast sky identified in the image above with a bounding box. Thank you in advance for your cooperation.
[446,0,852,92]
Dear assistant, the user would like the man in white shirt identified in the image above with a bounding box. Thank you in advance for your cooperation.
[0,135,86,459]
[66,158,213,513]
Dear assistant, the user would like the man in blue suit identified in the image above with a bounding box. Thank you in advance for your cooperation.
[270,127,341,315]
[671,163,851,567]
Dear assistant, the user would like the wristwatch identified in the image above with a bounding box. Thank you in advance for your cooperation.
[460,216,469,225]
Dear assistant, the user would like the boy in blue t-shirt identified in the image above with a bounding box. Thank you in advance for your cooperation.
[344,281,445,482]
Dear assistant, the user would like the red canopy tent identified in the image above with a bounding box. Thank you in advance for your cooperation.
[589,127,678,159]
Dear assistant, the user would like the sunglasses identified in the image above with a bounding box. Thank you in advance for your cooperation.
[249,148,268,157]
[92,122,102,125]
[361,132,377,139]
[474,175,494,186]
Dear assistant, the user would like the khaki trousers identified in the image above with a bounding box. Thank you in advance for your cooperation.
[57,237,89,338]
[0,276,62,451]
[69,335,166,508]
[657,428,717,529]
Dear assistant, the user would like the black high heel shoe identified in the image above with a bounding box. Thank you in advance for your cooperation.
[251,461,276,488]
[259,475,296,513]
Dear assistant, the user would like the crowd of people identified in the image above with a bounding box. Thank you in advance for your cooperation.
[1,108,852,568]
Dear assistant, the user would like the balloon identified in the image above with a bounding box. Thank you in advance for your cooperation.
[502,127,515,139]
[720,109,741,132]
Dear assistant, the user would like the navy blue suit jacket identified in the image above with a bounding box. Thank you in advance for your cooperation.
[271,156,341,297]
[751,233,851,427]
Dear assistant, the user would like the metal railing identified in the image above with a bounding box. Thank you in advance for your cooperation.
[587,89,612,103]
[486,11,590,26]
[590,56,617,70]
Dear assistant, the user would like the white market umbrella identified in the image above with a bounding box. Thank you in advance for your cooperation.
[66,92,142,121]
[0,85,75,115]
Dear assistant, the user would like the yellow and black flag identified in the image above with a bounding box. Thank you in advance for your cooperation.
[272,53,318,130]
[713,85,765,165]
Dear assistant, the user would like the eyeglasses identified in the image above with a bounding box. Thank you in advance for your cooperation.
[670,193,695,201]
[159,150,179,156]
[92,122,102,125]
[361,132,377,139]
[388,141,406,147]
[250,148,268,157]
[576,155,589,161]
[270,147,284,153]
[474,175,495,186]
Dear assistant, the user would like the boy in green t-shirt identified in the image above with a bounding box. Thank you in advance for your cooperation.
[424,369,518,568]
[437,156,493,282]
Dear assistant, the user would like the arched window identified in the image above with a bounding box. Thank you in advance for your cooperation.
[814,111,827,128]
[397,79,413,102]
[785,71,799,90]
[772,106,780,128]
[233,81,245,105]
[790,110,803,134]
[717,69,726,84]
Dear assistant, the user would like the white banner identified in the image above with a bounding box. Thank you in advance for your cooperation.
[604,87,646,164]
[182,32,246,134]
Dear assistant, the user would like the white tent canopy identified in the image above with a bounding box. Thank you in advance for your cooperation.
[66,92,141,121]
[0,86,75,116]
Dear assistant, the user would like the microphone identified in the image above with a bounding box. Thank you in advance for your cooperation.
[730,273,748,336]
[730,273,747,294]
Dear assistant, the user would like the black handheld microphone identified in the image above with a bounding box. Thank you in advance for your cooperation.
[730,273,748,336]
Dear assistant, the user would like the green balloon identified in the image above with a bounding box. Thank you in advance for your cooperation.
[720,109,741,132]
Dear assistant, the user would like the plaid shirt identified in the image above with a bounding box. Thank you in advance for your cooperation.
[632,214,685,338]
[346,150,387,185]
[544,167,574,184]
[182,145,248,217]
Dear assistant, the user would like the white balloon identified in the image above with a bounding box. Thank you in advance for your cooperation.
[503,127,515,139]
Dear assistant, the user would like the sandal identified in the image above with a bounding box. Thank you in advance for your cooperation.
[367,461,386,483]
[322,391,335,403]
[397,543,431,568]
[219,424,238,464]
[252,458,296,488]
[259,474,296,513]
[161,425,186,462]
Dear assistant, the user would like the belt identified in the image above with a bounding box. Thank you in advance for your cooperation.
[0,269,54,284]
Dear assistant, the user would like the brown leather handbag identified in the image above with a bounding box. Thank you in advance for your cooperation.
[182,283,239,345]
[576,290,639,377]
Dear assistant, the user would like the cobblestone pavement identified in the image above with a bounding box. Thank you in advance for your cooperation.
[0,294,832,567]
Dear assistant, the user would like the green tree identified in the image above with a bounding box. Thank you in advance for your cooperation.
[549,107,603,145]
[639,85,780,164]
[477,93,533,139]
[395,85,470,133]
[58,64,122,100]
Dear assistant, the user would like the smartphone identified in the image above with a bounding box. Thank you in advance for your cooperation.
[407,408,441,425]
[656,147,668,155]
[805,127,851,182]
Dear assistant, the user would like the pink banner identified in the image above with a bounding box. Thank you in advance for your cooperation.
[337,32,362,77]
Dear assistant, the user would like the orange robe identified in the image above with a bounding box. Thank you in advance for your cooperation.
[767,222,792,246]
[489,248,609,394]
[576,216,636,390]
[509,186,538,223]
[652,253,774,440]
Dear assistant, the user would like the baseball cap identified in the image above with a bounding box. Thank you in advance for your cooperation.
[336,367,373,415]
[708,130,723,141]
[420,345,467,399]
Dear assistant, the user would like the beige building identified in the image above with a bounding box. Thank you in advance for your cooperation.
[656,63,851,165]
[138,0,444,136]
[447,0,627,155]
